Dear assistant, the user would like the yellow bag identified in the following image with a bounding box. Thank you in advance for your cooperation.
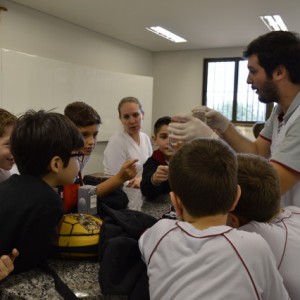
[54,214,102,258]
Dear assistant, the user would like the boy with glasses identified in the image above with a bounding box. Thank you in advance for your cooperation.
[0,110,84,273]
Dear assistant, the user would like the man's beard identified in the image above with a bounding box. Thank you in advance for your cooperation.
[258,79,280,104]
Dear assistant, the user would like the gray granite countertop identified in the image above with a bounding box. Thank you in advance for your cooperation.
[0,194,171,299]
[0,259,101,299]
[141,194,172,219]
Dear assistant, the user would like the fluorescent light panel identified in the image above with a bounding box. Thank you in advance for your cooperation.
[260,15,288,31]
[146,26,187,43]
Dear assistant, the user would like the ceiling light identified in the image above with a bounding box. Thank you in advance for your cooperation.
[260,15,288,31]
[146,26,187,43]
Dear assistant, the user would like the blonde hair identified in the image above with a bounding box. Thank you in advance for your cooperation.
[117,96,143,117]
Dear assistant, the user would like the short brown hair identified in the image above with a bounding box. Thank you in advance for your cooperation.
[117,96,143,118]
[234,154,280,222]
[64,101,101,127]
[0,109,17,137]
[169,138,237,217]
[154,116,171,136]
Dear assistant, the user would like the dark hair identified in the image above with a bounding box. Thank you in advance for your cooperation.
[234,154,280,223]
[154,116,171,135]
[0,108,17,137]
[169,138,237,217]
[11,110,84,176]
[243,31,300,83]
[64,101,101,127]
[118,97,143,117]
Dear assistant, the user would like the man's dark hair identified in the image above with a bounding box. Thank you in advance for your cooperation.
[169,138,237,217]
[11,110,84,176]
[64,101,101,127]
[243,31,300,83]
[154,116,171,135]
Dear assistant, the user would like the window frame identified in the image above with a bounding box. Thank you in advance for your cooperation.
[202,57,273,124]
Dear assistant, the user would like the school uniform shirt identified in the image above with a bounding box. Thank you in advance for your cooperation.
[79,155,90,172]
[240,206,300,300]
[260,92,300,207]
[0,165,20,183]
[139,219,289,300]
[0,168,11,182]
[76,155,90,184]
[103,130,152,177]
[0,174,63,273]
[141,149,170,200]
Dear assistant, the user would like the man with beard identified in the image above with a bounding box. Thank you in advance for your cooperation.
[168,31,300,207]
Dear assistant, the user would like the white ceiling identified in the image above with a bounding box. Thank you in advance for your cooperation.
[8,0,300,52]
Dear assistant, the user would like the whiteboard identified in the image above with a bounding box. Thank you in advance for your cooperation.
[0,49,153,141]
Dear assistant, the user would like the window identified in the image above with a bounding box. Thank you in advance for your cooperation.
[203,58,272,123]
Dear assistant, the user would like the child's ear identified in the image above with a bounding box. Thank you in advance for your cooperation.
[152,135,157,144]
[227,212,241,228]
[49,156,62,174]
[229,184,241,212]
[170,191,183,218]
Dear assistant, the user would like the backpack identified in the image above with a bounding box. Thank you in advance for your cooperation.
[53,213,102,258]
[42,213,102,299]
[98,202,158,300]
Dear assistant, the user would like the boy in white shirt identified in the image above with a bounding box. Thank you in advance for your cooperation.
[228,153,300,299]
[139,138,289,300]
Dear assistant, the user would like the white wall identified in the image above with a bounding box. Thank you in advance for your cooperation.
[0,0,153,174]
[0,1,153,75]
[152,48,245,125]
[151,48,259,140]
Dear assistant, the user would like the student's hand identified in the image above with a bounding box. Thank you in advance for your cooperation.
[151,165,169,185]
[205,108,230,134]
[127,176,142,188]
[168,113,215,142]
[118,159,138,182]
[0,248,19,281]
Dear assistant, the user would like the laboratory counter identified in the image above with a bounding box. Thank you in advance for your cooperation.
[0,193,171,299]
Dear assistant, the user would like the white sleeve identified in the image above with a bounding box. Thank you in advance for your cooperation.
[262,250,290,299]
[103,134,128,175]
[138,230,148,264]
[248,234,290,300]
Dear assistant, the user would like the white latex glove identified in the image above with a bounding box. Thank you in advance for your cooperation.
[205,108,230,133]
[168,113,215,142]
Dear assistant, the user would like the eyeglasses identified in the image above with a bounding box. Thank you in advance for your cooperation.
[69,153,85,163]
